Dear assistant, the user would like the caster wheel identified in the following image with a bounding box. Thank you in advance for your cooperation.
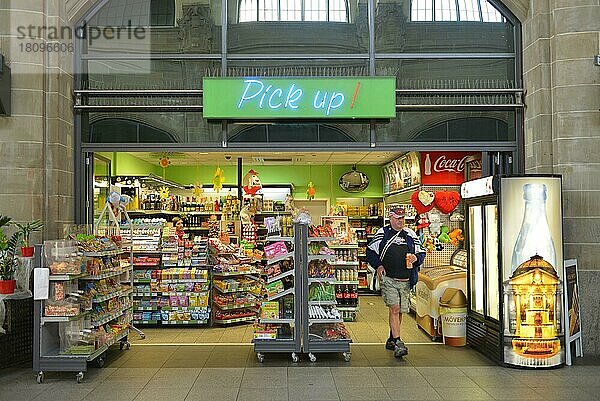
[120,341,131,350]
[343,352,351,362]
[36,371,44,384]
[257,353,264,363]
[76,372,84,383]
[291,352,300,363]
[308,353,317,362]
[94,354,106,368]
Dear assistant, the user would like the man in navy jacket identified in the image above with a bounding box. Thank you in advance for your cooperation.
[366,207,425,357]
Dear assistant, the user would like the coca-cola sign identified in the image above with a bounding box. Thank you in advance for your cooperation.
[421,152,482,185]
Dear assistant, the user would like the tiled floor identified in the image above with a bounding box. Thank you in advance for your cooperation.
[130,295,430,345]
[2,296,598,400]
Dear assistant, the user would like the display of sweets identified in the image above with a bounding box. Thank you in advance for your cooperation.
[308,259,335,278]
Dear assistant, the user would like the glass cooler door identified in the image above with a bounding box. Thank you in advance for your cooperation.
[468,205,484,315]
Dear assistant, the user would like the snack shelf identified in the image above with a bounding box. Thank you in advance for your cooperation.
[186,227,210,230]
[334,281,360,285]
[81,268,129,281]
[308,254,336,261]
[154,278,208,284]
[133,263,160,267]
[133,292,157,297]
[348,216,381,220]
[132,250,162,254]
[41,312,90,324]
[267,287,294,301]
[160,306,209,311]
[265,236,294,242]
[267,269,294,283]
[160,291,209,296]
[83,249,125,257]
[308,237,335,242]
[92,288,133,303]
[91,305,131,327]
[336,306,360,311]
[308,277,336,283]
[213,285,259,294]
[266,251,295,265]
[260,318,295,324]
[162,320,208,325]
[331,262,359,266]
[133,279,151,284]
[213,302,258,310]
[212,270,260,277]
[213,315,256,324]
[328,244,359,249]
[86,329,130,360]
[309,318,343,324]
[133,319,159,325]
[308,300,336,306]
[49,273,86,281]
[134,306,159,311]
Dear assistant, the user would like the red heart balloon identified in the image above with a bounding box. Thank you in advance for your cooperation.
[434,191,461,214]
[411,191,435,214]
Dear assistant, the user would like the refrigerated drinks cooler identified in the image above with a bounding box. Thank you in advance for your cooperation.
[461,175,565,368]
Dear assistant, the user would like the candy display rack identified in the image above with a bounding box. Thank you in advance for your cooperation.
[302,227,351,362]
[253,224,351,363]
[33,199,141,383]
[253,232,300,363]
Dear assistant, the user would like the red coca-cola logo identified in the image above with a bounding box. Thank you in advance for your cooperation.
[421,152,482,185]
[432,155,482,173]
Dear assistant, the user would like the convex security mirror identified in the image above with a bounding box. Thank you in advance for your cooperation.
[339,166,369,193]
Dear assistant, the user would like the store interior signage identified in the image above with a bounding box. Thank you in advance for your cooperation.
[202,77,396,119]
[382,152,421,195]
[460,176,494,198]
[421,152,482,185]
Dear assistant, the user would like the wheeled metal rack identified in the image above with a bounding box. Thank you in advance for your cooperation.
[253,228,302,362]
[33,201,142,383]
[254,223,351,363]
[300,224,351,362]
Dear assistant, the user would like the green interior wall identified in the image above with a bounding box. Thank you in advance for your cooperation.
[101,152,384,203]
[98,152,162,177]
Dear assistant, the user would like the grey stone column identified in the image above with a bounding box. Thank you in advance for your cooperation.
[0,0,74,241]
[522,0,600,356]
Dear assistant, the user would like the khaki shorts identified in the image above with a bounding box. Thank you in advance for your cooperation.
[380,276,411,313]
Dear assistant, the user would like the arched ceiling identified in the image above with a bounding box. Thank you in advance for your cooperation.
[66,0,530,25]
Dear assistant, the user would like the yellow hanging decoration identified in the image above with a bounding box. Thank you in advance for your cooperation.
[158,186,170,200]
[193,182,204,198]
[213,167,225,193]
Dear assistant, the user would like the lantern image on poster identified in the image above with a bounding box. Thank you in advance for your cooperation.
[504,255,562,366]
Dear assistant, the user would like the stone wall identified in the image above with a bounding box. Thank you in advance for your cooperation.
[522,0,600,356]
[0,0,74,240]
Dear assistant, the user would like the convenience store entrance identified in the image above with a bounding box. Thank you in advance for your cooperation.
[89,149,497,350]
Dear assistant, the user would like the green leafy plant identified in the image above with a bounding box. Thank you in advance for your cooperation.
[0,215,22,280]
[12,219,44,247]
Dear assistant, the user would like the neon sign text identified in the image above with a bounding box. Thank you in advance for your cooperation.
[237,79,347,116]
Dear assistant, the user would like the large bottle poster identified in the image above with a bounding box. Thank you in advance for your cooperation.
[500,177,564,367]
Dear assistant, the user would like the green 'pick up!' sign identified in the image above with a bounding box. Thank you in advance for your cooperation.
[202,77,396,119]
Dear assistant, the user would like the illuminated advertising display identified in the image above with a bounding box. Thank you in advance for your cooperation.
[203,77,396,119]
[500,177,564,367]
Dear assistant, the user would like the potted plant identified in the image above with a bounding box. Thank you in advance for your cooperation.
[13,219,43,257]
[0,215,22,294]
